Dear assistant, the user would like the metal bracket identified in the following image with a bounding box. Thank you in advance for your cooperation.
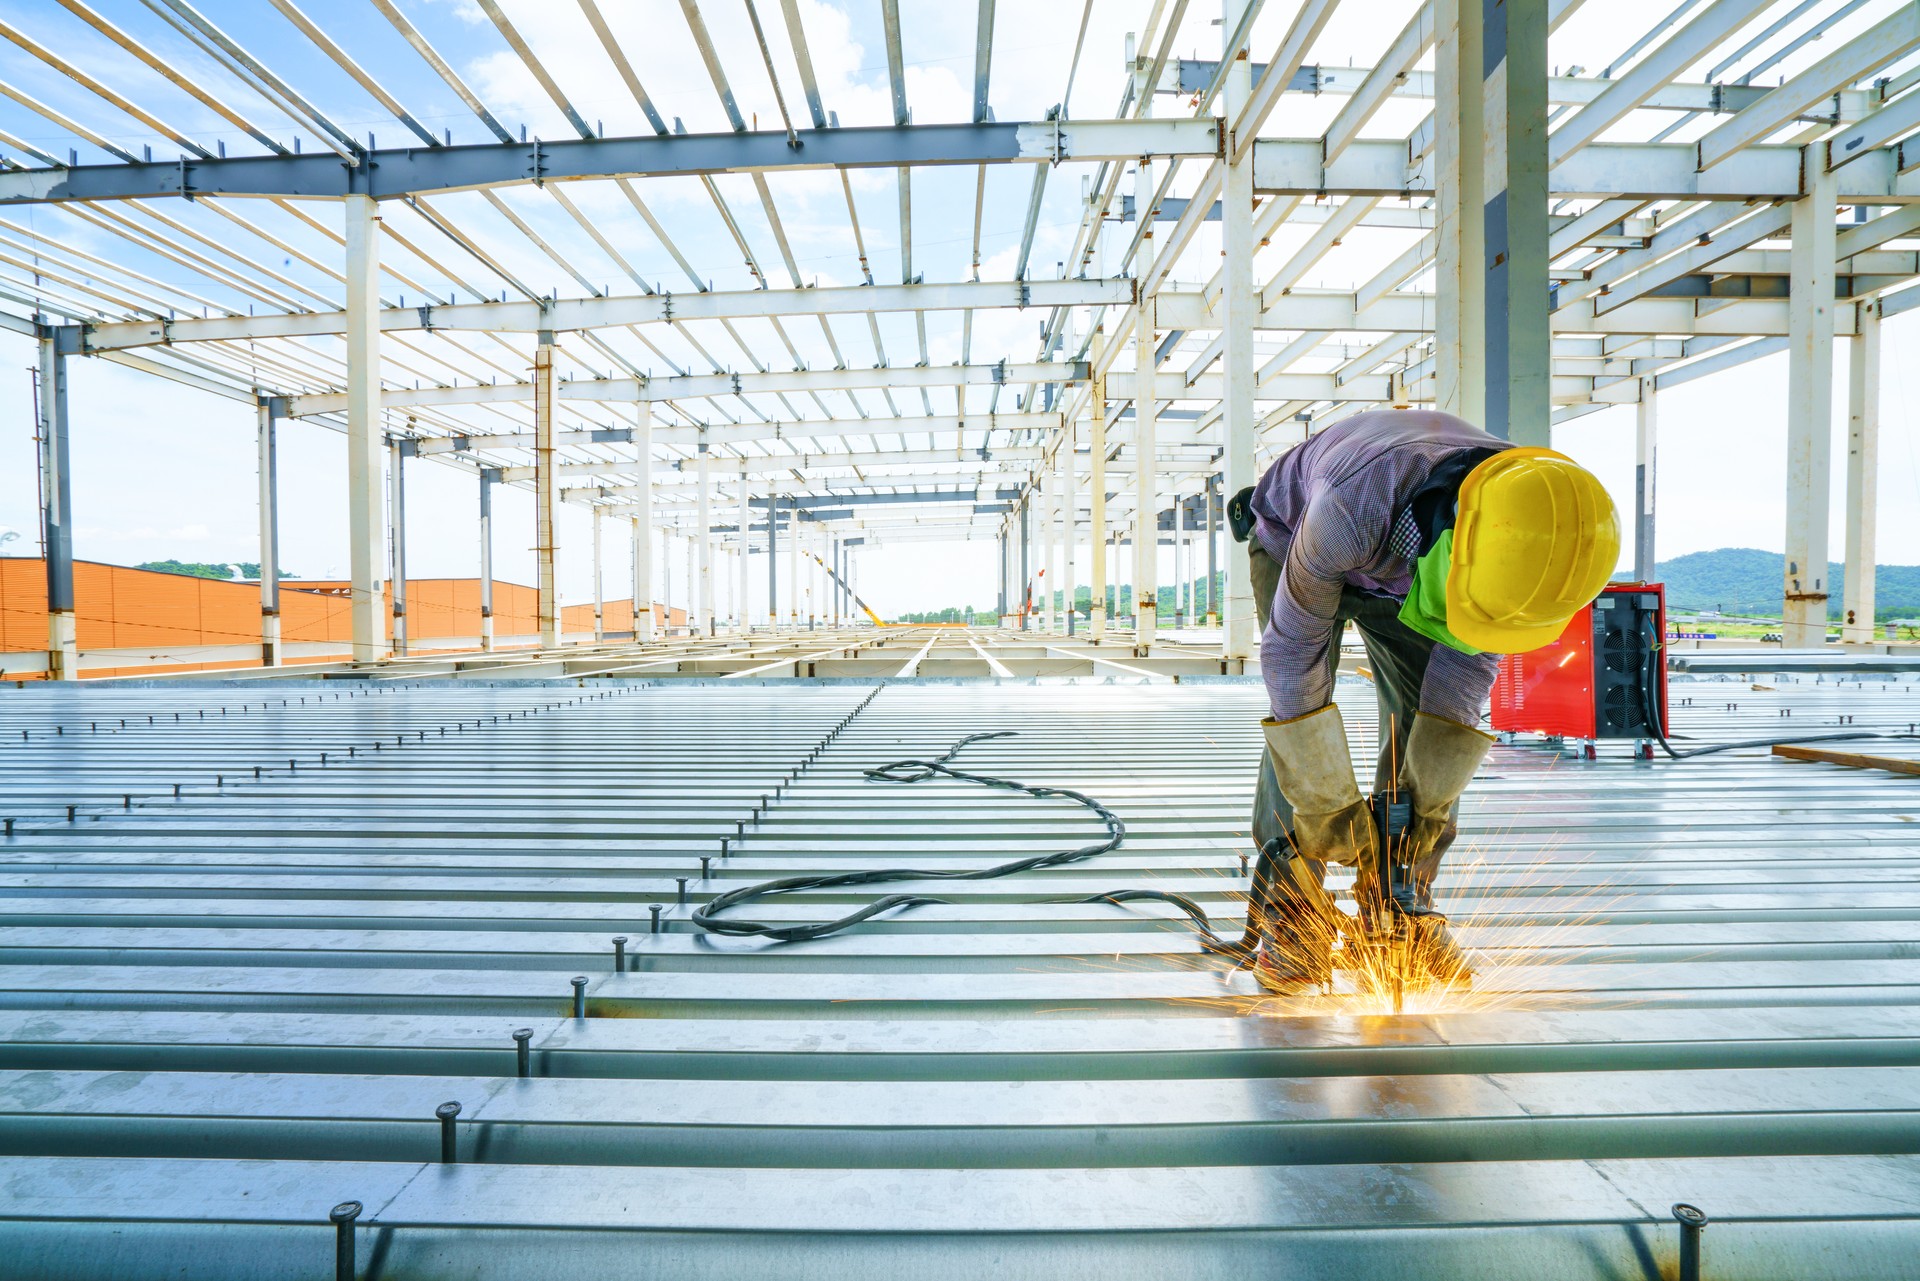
[1050,115,1064,167]
[177,155,194,200]
[661,290,673,323]
[529,138,548,186]
[1018,282,1030,309]
[417,304,433,332]
[992,358,1007,385]
[731,372,742,396]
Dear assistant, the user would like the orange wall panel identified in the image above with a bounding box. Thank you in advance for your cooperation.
[4,558,684,678]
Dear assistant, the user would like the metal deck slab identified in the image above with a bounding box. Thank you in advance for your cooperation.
[1,678,1919,1276]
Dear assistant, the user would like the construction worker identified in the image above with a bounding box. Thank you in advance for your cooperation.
[1229,408,1619,994]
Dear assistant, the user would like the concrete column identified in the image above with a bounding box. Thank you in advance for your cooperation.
[1784,151,1838,648]
[1844,297,1881,643]
[696,441,713,634]
[388,436,408,657]
[1221,0,1258,659]
[479,468,497,651]
[632,402,654,642]
[36,331,76,680]
[344,194,387,662]
[532,333,560,648]
[1130,33,1159,648]
[1634,378,1657,583]
[591,507,605,643]
[256,399,281,666]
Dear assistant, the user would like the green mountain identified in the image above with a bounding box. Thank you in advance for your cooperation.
[1655,547,1920,620]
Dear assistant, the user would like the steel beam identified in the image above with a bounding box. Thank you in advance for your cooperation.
[79,280,1136,353]
[282,363,1089,418]
[1697,5,1920,172]
[0,119,1219,204]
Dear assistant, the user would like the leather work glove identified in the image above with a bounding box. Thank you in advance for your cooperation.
[1262,705,1378,867]
[1399,713,1495,861]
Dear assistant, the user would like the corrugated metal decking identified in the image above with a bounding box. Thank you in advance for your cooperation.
[2,675,1919,1278]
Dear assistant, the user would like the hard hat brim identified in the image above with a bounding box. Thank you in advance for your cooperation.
[1444,605,1578,655]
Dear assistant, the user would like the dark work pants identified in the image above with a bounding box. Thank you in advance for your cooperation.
[1250,546,1458,893]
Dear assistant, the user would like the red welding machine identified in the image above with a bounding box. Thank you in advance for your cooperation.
[1490,583,1669,759]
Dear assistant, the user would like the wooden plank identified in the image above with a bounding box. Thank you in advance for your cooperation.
[1772,744,1920,776]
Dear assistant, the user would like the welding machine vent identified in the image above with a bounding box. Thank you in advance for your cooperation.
[1491,584,1668,743]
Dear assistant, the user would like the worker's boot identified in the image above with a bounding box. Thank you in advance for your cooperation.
[1247,838,1338,994]
[1394,714,1494,984]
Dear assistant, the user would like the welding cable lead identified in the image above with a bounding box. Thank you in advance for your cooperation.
[692,731,1260,951]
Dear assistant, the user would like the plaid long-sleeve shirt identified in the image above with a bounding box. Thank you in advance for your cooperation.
[1250,409,1511,724]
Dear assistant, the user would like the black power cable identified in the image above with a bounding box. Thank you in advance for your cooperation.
[1638,616,1916,759]
[692,730,1237,946]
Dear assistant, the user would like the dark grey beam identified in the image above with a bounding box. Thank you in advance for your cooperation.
[750,490,983,510]
[0,122,1027,204]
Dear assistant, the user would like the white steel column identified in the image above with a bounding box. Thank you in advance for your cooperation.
[660,529,673,632]
[591,507,605,642]
[479,469,496,651]
[1130,32,1159,649]
[1061,417,1077,633]
[1221,0,1259,660]
[1089,338,1108,639]
[344,194,387,662]
[632,402,655,642]
[787,502,799,625]
[256,400,280,666]
[686,535,698,632]
[388,437,408,657]
[1783,152,1838,648]
[736,480,750,632]
[1634,377,1657,583]
[532,334,560,648]
[1434,0,1486,426]
[1844,297,1881,643]
[696,441,713,634]
[1479,0,1550,444]
[1036,468,1054,632]
[36,332,76,679]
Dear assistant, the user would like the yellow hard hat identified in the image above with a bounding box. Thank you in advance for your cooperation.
[1446,447,1620,653]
